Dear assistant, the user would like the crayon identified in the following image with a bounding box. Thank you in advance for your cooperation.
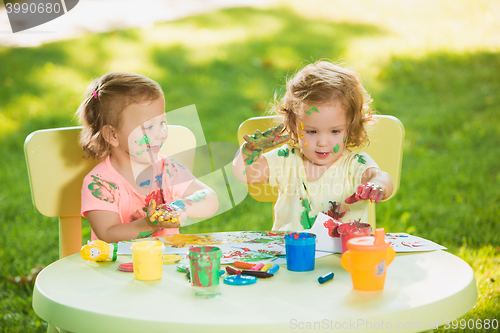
[186,267,191,281]
[318,272,334,284]
[241,270,274,278]
[250,263,265,271]
[266,264,280,275]
[220,269,225,277]
[233,261,256,269]
[261,263,273,272]
[226,266,242,275]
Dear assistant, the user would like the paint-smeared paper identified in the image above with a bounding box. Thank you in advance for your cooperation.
[305,213,447,253]
[304,212,343,253]
[117,231,288,264]
[385,233,447,252]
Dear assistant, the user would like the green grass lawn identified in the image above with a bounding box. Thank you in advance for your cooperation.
[1,0,499,331]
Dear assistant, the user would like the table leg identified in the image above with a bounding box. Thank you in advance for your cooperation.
[46,324,58,333]
[46,324,73,333]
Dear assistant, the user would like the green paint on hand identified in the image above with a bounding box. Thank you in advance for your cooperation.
[137,150,145,156]
[305,106,319,115]
[333,143,340,153]
[243,148,261,165]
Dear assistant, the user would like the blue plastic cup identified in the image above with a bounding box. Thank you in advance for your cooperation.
[285,232,316,271]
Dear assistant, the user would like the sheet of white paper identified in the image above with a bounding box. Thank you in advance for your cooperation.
[385,233,447,252]
[304,212,342,253]
[304,213,446,253]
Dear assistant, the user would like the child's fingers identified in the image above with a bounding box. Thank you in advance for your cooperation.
[357,183,371,200]
[374,190,385,204]
[368,188,380,202]
[275,133,290,144]
[345,193,358,204]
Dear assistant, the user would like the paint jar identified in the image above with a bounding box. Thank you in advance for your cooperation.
[285,232,316,272]
[341,228,395,291]
[188,246,222,287]
[131,240,165,281]
[338,221,372,253]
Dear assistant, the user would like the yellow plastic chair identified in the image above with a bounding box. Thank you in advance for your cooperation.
[237,115,405,230]
[24,125,196,259]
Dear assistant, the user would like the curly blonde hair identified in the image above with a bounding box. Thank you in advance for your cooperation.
[272,61,374,149]
[75,72,163,160]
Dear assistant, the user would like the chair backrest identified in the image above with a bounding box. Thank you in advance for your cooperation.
[24,125,196,258]
[237,115,405,229]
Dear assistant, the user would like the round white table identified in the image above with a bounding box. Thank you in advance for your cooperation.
[33,250,477,333]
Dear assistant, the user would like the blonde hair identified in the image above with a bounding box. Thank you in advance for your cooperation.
[273,61,374,149]
[76,72,163,160]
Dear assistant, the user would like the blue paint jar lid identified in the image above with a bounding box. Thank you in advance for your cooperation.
[223,275,257,286]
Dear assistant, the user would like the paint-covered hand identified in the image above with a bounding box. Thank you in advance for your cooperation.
[242,123,290,165]
[345,182,386,204]
[146,200,186,228]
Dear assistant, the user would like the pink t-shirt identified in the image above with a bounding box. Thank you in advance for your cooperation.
[81,155,195,240]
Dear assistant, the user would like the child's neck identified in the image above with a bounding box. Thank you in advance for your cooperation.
[109,152,154,196]
[302,156,332,182]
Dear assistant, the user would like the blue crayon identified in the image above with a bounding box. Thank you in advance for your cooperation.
[266,264,280,275]
[318,272,334,284]
[220,269,225,277]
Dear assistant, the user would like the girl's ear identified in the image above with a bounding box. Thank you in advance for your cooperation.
[102,125,119,148]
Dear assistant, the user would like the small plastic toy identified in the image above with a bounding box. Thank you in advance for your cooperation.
[80,240,118,262]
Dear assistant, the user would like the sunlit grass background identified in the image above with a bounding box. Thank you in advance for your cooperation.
[1,0,499,331]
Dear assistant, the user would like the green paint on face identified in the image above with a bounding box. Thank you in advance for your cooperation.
[333,143,340,153]
[343,136,346,143]
[137,135,150,146]
[305,106,319,115]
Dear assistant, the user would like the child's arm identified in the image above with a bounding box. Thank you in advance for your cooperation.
[232,124,289,184]
[345,167,393,204]
[170,180,219,222]
[87,208,169,244]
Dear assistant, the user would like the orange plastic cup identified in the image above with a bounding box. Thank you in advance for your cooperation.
[341,228,395,291]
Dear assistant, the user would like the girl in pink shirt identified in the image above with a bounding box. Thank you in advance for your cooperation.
[77,72,218,242]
